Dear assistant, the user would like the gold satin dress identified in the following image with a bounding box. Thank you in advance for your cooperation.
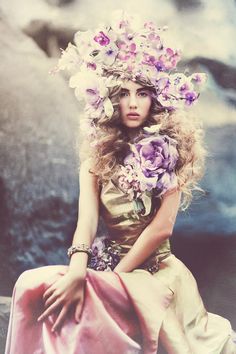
[97,177,236,354]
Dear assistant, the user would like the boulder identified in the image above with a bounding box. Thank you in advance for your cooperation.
[0,18,81,295]
[172,0,202,11]
[0,297,11,354]
[189,57,236,90]
[23,20,76,57]
[46,0,74,5]
[175,124,236,236]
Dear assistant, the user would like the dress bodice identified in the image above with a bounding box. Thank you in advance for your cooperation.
[99,177,171,259]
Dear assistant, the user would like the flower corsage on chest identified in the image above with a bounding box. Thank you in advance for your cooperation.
[117,125,179,215]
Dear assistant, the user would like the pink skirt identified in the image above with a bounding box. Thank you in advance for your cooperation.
[5,265,172,354]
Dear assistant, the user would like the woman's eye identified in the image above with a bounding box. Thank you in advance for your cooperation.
[138,91,148,97]
[120,92,128,98]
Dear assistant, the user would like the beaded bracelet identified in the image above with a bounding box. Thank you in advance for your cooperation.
[67,244,93,259]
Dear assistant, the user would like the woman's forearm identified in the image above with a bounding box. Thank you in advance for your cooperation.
[114,225,171,273]
[68,221,98,277]
[114,190,181,273]
[67,159,100,278]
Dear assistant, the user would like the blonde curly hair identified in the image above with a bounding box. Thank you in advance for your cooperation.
[78,72,207,210]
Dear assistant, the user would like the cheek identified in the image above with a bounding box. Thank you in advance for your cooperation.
[119,100,126,113]
[143,98,152,113]
[119,102,126,122]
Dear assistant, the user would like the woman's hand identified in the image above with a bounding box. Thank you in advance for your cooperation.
[37,271,86,334]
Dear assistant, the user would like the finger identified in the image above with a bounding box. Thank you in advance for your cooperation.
[51,305,69,333]
[37,298,61,322]
[43,285,55,300]
[44,292,59,308]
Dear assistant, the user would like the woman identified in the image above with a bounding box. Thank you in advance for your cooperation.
[5,10,236,354]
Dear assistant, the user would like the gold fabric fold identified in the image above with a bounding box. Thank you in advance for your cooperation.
[100,178,170,255]
[98,178,236,353]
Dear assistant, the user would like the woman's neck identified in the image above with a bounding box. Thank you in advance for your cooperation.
[126,127,143,142]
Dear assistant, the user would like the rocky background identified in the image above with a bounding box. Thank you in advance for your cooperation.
[0,0,236,351]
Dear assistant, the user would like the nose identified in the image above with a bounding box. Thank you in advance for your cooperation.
[129,94,138,108]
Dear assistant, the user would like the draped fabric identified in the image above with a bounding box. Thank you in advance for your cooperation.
[5,179,236,354]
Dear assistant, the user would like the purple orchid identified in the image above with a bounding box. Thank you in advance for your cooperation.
[94,31,110,46]
[185,91,198,105]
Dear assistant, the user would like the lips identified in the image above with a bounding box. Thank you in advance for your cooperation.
[127,112,140,117]
[127,112,140,121]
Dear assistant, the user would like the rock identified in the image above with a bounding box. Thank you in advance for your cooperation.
[172,0,202,11]
[175,124,236,237]
[46,0,75,5]
[0,18,81,295]
[188,57,236,90]
[172,124,236,327]
[23,20,76,57]
[0,297,11,354]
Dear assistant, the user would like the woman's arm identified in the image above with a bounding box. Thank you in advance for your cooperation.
[114,188,181,273]
[37,158,100,332]
[68,158,100,277]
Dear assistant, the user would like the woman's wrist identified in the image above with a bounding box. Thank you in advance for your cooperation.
[67,266,87,281]
[68,251,88,279]
[67,268,87,281]
[67,244,92,259]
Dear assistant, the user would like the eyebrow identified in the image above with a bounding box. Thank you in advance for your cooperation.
[120,88,150,92]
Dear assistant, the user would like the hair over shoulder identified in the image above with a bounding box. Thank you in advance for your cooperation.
[78,77,207,211]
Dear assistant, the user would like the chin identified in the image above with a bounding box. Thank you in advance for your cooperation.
[124,121,143,129]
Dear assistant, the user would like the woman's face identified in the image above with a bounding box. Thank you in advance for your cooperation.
[119,81,152,129]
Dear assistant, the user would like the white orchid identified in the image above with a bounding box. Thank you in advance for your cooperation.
[143,124,163,134]
[103,98,114,118]
[105,75,122,88]
[69,71,108,110]
[95,42,119,66]
[57,43,81,73]
[74,30,97,59]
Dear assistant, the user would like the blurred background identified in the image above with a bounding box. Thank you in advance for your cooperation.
[0,0,236,348]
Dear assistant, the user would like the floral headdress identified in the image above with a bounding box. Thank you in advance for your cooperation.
[53,9,207,123]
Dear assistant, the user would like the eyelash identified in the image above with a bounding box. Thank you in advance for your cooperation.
[120,92,148,98]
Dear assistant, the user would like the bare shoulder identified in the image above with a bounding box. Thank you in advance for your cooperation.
[161,186,181,199]
[158,186,182,214]
[79,158,100,194]
[78,159,100,222]
[80,158,96,173]
[79,159,98,183]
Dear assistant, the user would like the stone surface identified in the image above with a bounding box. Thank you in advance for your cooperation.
[46,0,74,6]
[0,18,81,295]
[175,124,236,236]
[189,57,236,90]
[172,0,202,11]
[0,0,235,66]
[0,297,11,354]
[23,20,76,57]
